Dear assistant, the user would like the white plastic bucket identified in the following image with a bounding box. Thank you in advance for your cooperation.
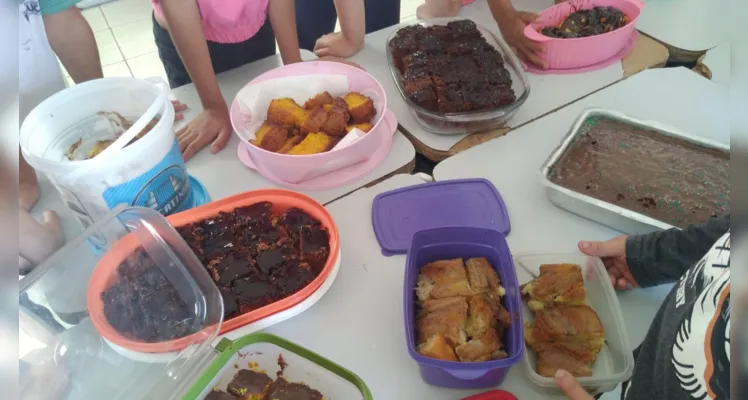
[20,77,194,250]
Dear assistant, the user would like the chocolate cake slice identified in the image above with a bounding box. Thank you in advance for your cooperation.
[265,377,323,400]
[204,389,234,400]
[227,369,273,399]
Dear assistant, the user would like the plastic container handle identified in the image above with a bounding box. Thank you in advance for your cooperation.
[92,77,170,160]
[443,368,489,380]
[60,77,170,185]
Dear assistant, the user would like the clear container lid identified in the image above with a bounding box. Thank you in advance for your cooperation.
[19,205,223,400]
[513,252,634,396]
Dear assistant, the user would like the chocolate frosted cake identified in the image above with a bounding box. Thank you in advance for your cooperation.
[101,203,331,343]
[390,20,515,114]
[549,117,730,228]
[541,6,628,39]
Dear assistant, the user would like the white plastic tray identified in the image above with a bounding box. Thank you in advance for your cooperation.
[513,252,634,396]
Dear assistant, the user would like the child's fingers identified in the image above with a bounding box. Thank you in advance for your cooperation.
[315,47,333,58]
[171,100,188,112]
[210,129,232,153]
[555,370,594,400]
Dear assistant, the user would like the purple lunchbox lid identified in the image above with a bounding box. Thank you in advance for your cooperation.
[403,226,524,388]
[372,179,510,256]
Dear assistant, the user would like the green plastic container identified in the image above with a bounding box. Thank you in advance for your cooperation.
[184,333,373,400]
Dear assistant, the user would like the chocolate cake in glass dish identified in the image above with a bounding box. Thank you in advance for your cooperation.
[549,117,730,229]
[101,203,331,343]
[389,20,515,114]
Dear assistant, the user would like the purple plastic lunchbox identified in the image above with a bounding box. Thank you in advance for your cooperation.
[404,226,524,389]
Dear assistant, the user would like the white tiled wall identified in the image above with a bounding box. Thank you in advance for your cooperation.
[65,0,422,86]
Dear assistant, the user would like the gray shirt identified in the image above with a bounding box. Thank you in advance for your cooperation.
[622,215,730,400]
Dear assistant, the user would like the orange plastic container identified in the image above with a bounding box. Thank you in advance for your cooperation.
[87,189,340,354]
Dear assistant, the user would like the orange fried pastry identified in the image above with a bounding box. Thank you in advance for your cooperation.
[345,122,374,133]
[286,132,333,155]
[304,91,335,110]
[416,258,473,301]
[417,334,458,361]
[301,106,329,135]
[344,92,375,123]
[455,328,508,362]
[267,98,308,127]
[417,296,468,347]
[524,305,605,351]
[277,136,303,154]
[255,122,288,152]
[522,263,586,311]
[321,98,350,136]
[533,341,595,377]
[466,258,505,297]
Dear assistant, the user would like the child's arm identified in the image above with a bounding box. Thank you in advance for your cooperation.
[487,0,547,69]
[43,6,103,84]
[269,0,302,64]
[160,0,231,160]
[313,0,365,58]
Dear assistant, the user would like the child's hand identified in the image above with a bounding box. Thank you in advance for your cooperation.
[578,235,639,290]
[176,106,232,161]
[314,32,364,59]
[496,10,548,69]
[555,370,595,400]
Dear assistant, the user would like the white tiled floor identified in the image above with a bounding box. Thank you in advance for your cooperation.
[65,0,422,86]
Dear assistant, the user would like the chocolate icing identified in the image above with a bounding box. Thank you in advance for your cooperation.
[550,117,730,228]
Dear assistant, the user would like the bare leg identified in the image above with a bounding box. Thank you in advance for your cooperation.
[43,7,103,84]
[19,210,64,273]
[20,149,40,211]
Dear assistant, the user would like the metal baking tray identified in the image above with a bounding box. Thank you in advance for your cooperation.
[386,18,530,135]
[540,108,731,235]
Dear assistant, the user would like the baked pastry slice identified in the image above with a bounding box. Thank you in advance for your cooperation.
[465,257,506,297]
[532,341,596,378]
[455,328,508,362]
[204,389,235,400]
[417,296,468,347]
[417,333,458,361]
[465,293,496,338]
[521,263,586,311]
[416,258,473,301]
[524,305,605,353]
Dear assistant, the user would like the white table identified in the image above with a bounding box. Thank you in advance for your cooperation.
[171,50,416,205]
[701,42,730,89]
[351,0,624,153]
[637,0,726,54]
[430,67,729,397]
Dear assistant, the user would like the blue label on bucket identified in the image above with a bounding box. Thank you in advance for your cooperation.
[102,140,195,215]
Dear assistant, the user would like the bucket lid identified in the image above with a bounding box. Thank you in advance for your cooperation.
[19,205,223,400]
[371,179,511,256]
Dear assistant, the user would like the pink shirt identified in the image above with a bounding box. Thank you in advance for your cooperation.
[151,0,269,44]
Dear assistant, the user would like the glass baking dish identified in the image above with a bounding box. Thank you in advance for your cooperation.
[386,18,531,135]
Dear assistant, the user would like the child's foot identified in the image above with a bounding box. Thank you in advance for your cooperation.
[20,180,41,212]
[19,210,64,272]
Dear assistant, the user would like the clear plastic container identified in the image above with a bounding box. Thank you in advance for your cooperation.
[19,205,222,399]
[404,227,524,389]
[513,252,634,396]
[184,333,373,399]
[386,18,530,135]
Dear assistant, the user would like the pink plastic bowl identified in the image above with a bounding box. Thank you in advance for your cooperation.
[230,61,389,184]
[524,0,644,70]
